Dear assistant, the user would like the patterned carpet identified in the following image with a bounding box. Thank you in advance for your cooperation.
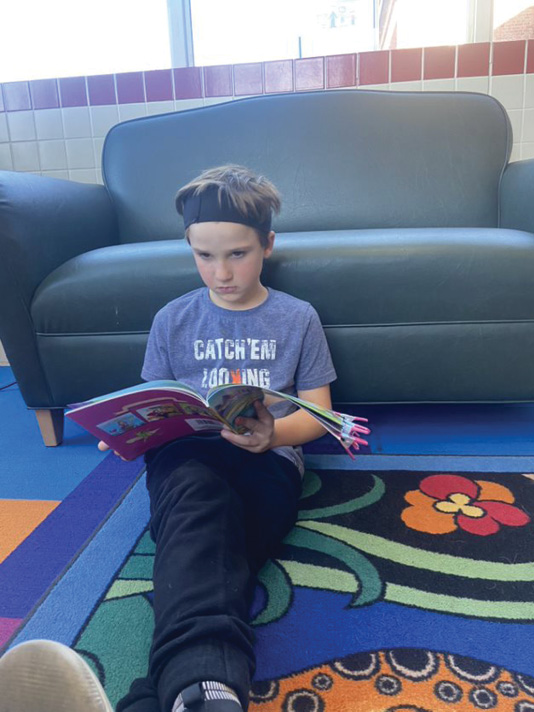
[2,363,534,712]
[7,453,532,711]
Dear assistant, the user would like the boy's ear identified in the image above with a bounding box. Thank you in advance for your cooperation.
[264,230,275,257]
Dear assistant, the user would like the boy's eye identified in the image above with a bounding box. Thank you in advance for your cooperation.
[231,251,246,258]
[198,253,211,260]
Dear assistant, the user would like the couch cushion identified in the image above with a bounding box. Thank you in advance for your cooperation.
[30,227,534,404]
[32,227,534,334]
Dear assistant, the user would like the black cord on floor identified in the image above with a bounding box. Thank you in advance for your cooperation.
[0,381,17,391]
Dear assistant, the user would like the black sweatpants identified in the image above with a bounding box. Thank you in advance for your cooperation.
[116,436,301,712]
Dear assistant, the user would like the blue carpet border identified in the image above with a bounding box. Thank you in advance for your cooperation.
[0,454,144,622]
[7,474,150,649]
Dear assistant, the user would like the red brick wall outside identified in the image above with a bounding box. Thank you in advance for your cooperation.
[494,7,534,41]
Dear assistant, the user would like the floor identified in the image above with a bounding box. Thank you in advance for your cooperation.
[2,365,534,504]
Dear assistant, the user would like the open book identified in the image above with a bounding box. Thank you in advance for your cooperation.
[66,380,371,461]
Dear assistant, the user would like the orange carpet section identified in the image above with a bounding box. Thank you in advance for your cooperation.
[0,500,60,564]
[250,652,534,711]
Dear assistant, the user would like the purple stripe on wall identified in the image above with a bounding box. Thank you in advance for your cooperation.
[359,51,390,85]
[295,57,325,91]
[59,77,88,107]
[116,72,145,104]
[173,67,203,99]
[29,79,60,110]
[203,65,233,97]
[528,40,534,73]
[391,47,422,83]
[424,46,456,80]
[264,59,294,93]
[3,82,32,111]
[234,63,263,96]
[492,40,526,76]
[457,43,490,78]
[144,69,173,102]
[87,75,117,106]
[326,54,357,88]
[1,43,533,114]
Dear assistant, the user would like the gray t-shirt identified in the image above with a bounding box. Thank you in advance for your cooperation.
[142,287,337,473]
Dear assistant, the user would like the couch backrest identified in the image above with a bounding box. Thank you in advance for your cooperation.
[102,89,511,244]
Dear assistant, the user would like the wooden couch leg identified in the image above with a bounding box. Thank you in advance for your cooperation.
[35,409,64,446]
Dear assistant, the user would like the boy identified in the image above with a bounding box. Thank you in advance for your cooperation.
[0,165,336,712]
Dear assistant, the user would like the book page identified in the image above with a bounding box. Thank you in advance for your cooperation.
[67,388,223,460]
[207,384,264,431]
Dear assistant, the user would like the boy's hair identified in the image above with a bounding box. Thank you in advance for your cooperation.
[175,165,281,247]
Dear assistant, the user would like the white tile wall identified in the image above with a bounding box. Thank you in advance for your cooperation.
[0,112,9,142]
[65,138,95,169]
[521,142,534,159]
[38,139,68,170]
[7,110,36,141]
[146,100,175,115]
[174,99,204,111]
[62,107,91,139]
[203,96,235,106]
[11,141,40,171]
[456,76,489,93]
[358,84,390,91]
[69,168,98,184]
[90,105,120,137]
[422,79,456,92]
[0,143,13,170]
[34,109,64,140]
[489,74,525,110]
[390,80,423,92]
[525,75,534,108]
[117,103,148,121]
[522,109,534,142]
[507,109,523,144]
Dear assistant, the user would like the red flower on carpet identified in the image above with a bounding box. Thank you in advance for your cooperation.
[401,474,531,536]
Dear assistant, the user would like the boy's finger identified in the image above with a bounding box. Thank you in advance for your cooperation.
[98,441,110,451]
[253,400,273,420]
[235,402,272,431]
[222,428,262,446]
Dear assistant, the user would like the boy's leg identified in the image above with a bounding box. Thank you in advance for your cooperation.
[118,437,301,712]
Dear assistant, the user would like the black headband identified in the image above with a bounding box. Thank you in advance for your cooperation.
[181,186,272,233]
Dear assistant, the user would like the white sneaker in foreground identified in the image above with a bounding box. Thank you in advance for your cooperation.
[0,639,113,712]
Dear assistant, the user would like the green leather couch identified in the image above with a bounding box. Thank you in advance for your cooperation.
[1,88,534,445]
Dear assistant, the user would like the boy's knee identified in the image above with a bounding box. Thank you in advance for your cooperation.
[150,458,233,513]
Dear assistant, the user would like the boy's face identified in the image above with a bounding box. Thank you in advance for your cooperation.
[188,222,274,310]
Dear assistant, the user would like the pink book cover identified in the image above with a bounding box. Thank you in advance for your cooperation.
[66,386,223,461]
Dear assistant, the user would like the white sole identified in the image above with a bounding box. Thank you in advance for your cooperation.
[0,639,114,712]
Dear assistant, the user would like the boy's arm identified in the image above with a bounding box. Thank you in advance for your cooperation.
[271,385,333,448]
[220,385,332,453]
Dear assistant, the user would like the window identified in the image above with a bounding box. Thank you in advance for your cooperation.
[379,0,471,50]
[190,0,376,66]
[0,0,171,83]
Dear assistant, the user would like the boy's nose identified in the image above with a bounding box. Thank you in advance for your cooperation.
[215,262,232,281]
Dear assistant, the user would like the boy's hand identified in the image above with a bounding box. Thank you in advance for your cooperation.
[98,440,128,461]
[220,400,274,453]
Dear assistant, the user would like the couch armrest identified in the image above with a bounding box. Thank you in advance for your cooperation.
[499,159,534,234]
[0,171,119,407]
